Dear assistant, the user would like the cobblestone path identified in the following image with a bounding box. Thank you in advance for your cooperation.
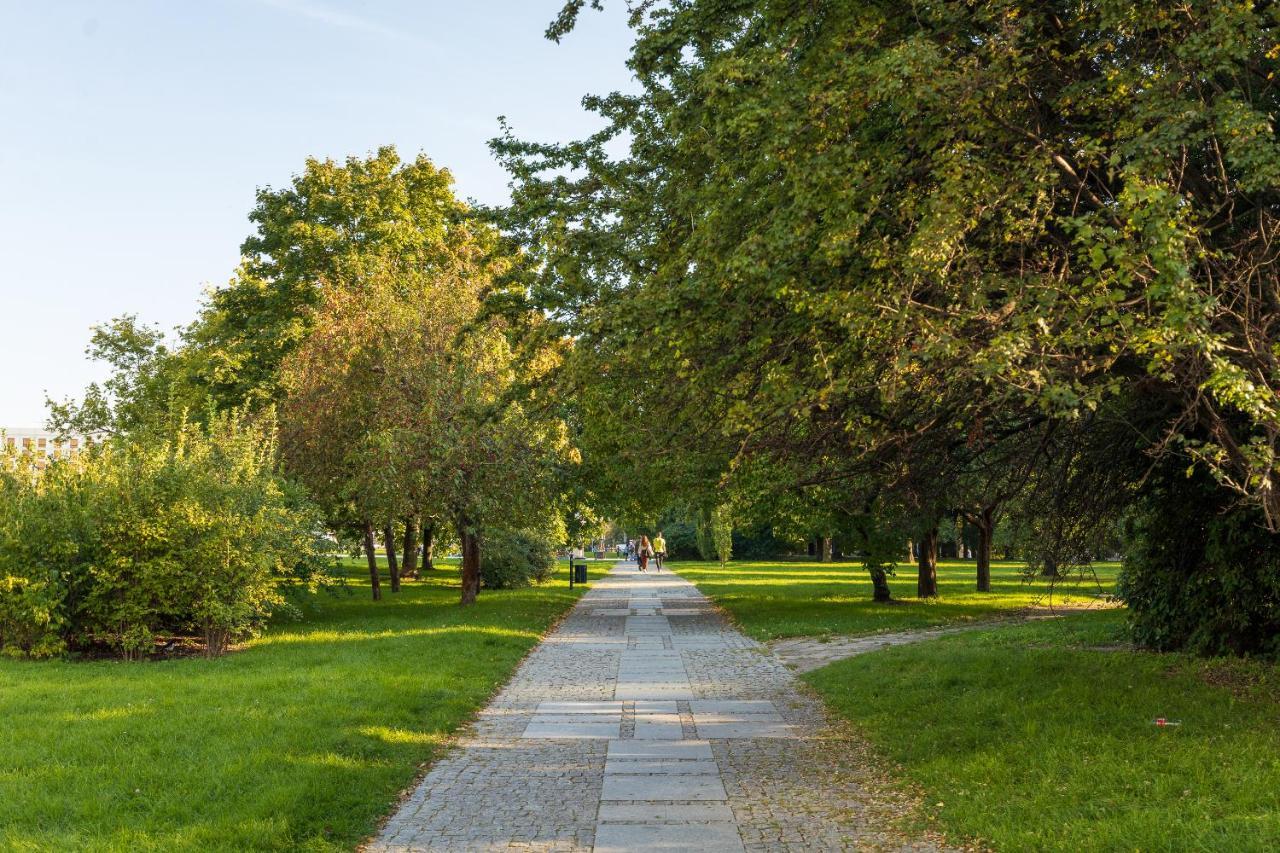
[371,562,948,852]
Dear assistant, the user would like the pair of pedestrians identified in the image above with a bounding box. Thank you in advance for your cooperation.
[636,532,667,572]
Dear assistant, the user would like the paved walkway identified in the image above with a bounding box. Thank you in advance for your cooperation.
[371,562,946,852]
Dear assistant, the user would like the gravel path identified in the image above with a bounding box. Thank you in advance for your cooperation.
[369,562,953,852]
[768,627,991,674]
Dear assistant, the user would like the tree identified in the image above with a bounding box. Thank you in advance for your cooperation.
[47,316,203,438]
[51,148,481,437]
[191,146,479,410]
[710,505,732,566]
[280,251,572,605]
[496,0,1280,652]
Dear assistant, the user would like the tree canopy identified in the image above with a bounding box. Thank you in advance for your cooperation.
[489,0,1280,648]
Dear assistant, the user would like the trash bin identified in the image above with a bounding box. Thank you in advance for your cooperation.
[574,562,588,584]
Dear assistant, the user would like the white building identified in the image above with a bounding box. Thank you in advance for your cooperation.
[2,428,99,468]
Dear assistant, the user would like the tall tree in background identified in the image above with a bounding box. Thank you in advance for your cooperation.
[50,147,483,437]
[190,147,477,410]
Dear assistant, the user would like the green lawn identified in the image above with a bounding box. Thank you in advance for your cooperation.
[677,559,1280,851]
[806,613,1280,852]
[0,559,596,852]
[672,558,1117,640]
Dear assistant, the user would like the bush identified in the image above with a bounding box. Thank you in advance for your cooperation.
[480,528,557,589]
[0,576,64,659]
[659,521,701,560]
[0,412,329,659]
[732,524,789,560]
[1119,468,1280,657]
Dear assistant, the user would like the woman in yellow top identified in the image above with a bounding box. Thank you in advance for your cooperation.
[652,531,667,571]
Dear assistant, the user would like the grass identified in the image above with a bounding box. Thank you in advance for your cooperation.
[676,559,1280,850]
[805,613,1280,852]
[672,558,1117,640]
[0,558,599,852]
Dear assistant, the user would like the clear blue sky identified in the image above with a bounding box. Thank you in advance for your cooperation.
[0,0,635,426]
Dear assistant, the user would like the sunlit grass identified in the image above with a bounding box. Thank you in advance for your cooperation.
[807,613,1280,851]
[673,558,1118,640]
[0,559,595,852]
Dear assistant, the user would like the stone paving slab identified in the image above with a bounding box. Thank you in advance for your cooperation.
[593,822,745,852]
[370,562,954,852]
[691,700,779,714]
[696,721,796,740]
[604,759,722,775]
[601,774,728,801]
[634,701,680,713]
[598,801,736,821]
[522,721,622,739]
[633,722,685,740]
[539,701,627,714]
[607,739,713,760]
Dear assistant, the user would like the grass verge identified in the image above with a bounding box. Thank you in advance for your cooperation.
[805,612,1280,852]
[673,558,1117,640]
[0,559,596,852]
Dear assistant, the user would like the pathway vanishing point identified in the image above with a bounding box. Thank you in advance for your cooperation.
[371,562,949,852]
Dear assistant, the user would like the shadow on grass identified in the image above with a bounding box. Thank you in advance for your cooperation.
[675,559,1120,639]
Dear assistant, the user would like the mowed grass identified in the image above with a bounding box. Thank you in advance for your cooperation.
[672,558,1117,640]
[0,558,598,852]
[683,559,1280,849]
[806,613,1280,852]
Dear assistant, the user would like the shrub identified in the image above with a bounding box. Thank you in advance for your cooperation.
[731,524,789,559]
[0,412,329,659]
[1119,468,1280,657]
[480,528,557,589]
[0,576,64,659]
[659,521,701,560]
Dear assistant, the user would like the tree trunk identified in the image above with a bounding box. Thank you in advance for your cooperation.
[458,517,481,606]
[821,536,833,562]
[421,520,435,572]
[363,520,382,601]
[869,567,892,602]
[402,516,419,580]
[203,624,230,658]
[383,522,401,593]
[976,508,994,593]
[917,525,939,598]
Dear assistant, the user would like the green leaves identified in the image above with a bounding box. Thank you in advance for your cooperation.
[500,0,1280,533]
[0,412,329,659]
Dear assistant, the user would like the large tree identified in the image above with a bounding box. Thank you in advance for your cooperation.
[191,146,478,410]
[495,0,1280,650]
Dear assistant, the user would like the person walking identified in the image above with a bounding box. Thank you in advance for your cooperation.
[652,531,667,571]
[638,535,652,572]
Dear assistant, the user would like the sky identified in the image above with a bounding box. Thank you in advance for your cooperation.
[0,0,637,427]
